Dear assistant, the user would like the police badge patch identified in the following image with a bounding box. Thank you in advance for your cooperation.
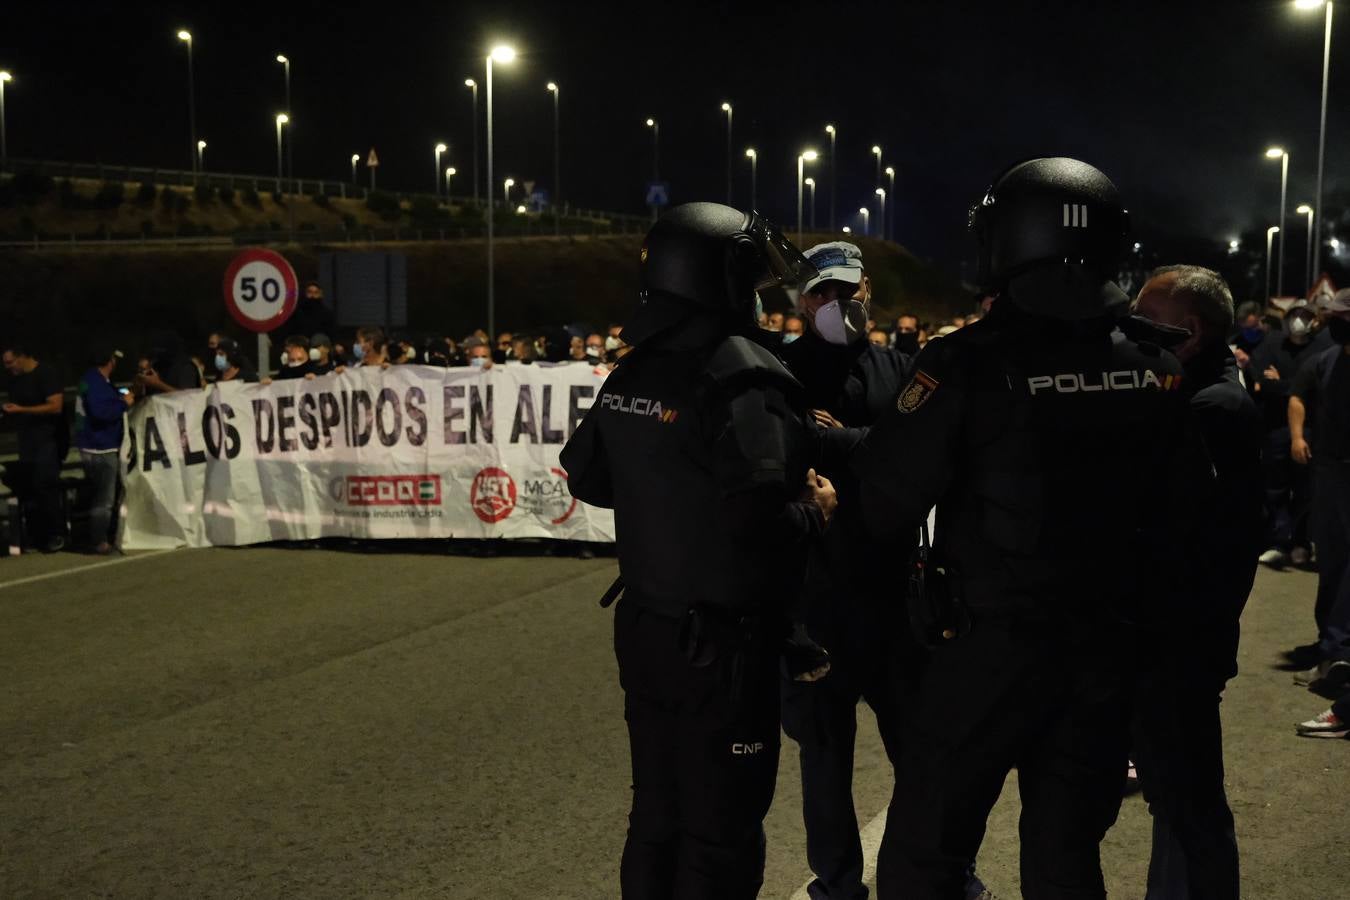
[897,370,939,413]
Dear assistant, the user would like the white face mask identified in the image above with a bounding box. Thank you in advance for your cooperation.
[604,336,621,351]
[309,348,322,361]
[782,332,801,345]
[1289,317,1311,338]
[470,356,488,369]
[811,297,869,345]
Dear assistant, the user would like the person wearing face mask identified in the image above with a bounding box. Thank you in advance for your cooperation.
[1129,265,1263,900]
[583,332,606,363]
[776,241,965,900]
[891,314,920,356]
[273,335,316,380]
[336,326,390,372]
[462,337,493,370]
[1288,288,1350,694]
[213,338,258,383]
[781,314,806,345]
[1231,304,1266,357]
[309,334,337,375]
[1253,305,1320,569]
[276,281,336,346]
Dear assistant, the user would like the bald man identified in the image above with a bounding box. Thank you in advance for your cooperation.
[1130,265,1263,900]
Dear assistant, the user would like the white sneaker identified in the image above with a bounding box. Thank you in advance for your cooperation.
[1295,709,1348,738]
[1259,548,1287,568]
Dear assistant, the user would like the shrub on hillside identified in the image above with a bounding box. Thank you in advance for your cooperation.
[94,181,125,210]
[241,186,262,209]
[159,186,188,214]
[218,186,235,205]
[136,181,157,206]
[408,195,448,227]
[366,190,401,221]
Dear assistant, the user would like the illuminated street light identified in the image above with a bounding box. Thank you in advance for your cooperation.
[504,177,515,206]
[1265,146,1290,294]
[516,204,527,214]
[1294,0,1335,277]
[274,114,289,192]
[1266,226,1281,300]
[825,124,837,230]
[0,71,12,166]
[859,206,870,238]
[1297,204,1316,291]
[871,144,882,194]
[721,102,733,204]
[547,81,561,235]
[350,153,360,184]
[646,118,660,221]
[276,54,292,188]
[177,30,197,174]
[446,166,457,198]
[805,177,816,230]
[464,78,479,206]
[197,139,206,170]
[884,166,896,240]
[745,147,758,210]
[875,187,886,243]
[485,43,517,339]
[842,225,852,234]
[797,149,819,242]
[435,142,448,196]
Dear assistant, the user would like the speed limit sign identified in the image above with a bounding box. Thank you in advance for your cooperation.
[222,248,299,333]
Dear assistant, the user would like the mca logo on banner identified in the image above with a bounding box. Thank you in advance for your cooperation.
[118,365,616,548]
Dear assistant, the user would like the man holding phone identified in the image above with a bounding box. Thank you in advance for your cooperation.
[76,345,134,554]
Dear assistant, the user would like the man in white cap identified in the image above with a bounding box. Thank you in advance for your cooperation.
[1288,286,1350,693]
[778,241,994,899]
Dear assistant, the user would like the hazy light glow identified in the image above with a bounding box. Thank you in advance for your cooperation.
[176,30,191,41]
[859,207,869,214]
[547,82,558,92]
[516,205,527,213]
[1266,147,1286,158]
[841,226,851,233]
[645,118,655,127]
[801,150,818,161]
[465,78,476,87]
[871,145,882,155]
[0,72,10,82]
[435,143,447,153]
[885,166,895,176]
[824,124,835,134]
[875,188,886,197]
[351,154,360,163]
[1229,239,1241,249]
[804,178,815,186]
[276,54,288,64]
[1295,0,1326,10]
[1297,204,1314,213]
[197,140,206,150]
[490,45,517,63]
[745,148,756,158]
[276,113,289,124]
[447,167,457,176]
[721,102,731,111]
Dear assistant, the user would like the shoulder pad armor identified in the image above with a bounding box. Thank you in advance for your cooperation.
[704,335,802,394]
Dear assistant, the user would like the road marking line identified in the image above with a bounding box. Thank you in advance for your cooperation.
[791,804,889,900]
[0,549,178,592]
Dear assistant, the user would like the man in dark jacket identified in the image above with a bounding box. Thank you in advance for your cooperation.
[280,281,337,344]
[3,342,70,552]
[1130,265,1264,900]
[76,345,135,553]
[561,203,836,899]
[855,158,1204,899]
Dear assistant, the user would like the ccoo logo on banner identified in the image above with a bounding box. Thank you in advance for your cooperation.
[119,365,615,549]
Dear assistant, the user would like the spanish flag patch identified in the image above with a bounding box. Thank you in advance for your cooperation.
[897,370,940,414]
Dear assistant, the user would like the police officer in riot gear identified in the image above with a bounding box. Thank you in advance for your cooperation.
[560,202,837,899]
[853,158,1205,899]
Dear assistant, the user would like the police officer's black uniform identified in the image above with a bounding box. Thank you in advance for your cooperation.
[560,203,828,899]
[853,159,1204,899]
[1126,321,1262,900]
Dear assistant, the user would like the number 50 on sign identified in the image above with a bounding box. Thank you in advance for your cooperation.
[222,248,300,333]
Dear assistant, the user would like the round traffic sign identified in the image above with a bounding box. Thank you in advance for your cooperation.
[221,248,300,334]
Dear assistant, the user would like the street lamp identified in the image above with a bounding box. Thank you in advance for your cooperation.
[504,177,515,206]
[197,139,206,171]
[797,149,819,243]
[1297,204,1316,292]
[875,188,886,242]
[721,102,733,205]
[464,78,480,206]
[1265,146,1290,294]
[884,166,895,241]
[1266,226,1281,301]
[0,71,12,167]
[177,30,196,175]
[842,226,852,234]
[547,81,561,235]
[804,178,816,231]
[276,55,292,188]
[646,118,660,221]
[859,206,870,238]
[435,142,448,196]
[350,153,359,184]
[825,124,837,231]
[871,144,882,194]
[446,167,457,199]
[485,43,516,340]
[274,114,289,192]
[1295,0,1335,279]
[745,147,758,210]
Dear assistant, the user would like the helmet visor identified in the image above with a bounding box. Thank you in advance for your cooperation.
[744,211,818,291]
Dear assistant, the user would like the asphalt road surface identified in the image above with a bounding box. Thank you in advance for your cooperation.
[0,546,1343,898]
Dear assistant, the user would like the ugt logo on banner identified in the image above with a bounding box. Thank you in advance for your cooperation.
[471,468,517,523]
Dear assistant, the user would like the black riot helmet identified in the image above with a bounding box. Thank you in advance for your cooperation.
[969,158,1131,321]
[623,202,817,345]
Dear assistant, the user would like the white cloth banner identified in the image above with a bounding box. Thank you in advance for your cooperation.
[119,364,615,548]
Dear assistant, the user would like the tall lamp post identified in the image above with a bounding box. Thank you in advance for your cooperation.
[485,44,516,341]
[197,140,206,171]
[1266,226,1281,301]
[176,30,196,175]
[745,147,758,210]
[503,177,515,207]
[825,124,837,231]
[721,102,733,204]
[871,144,882,195]
[859,207,870,238]
[796,149,819,243]
[276,55,292,189]
[874,188,886,243]
[435,142,448,196]
[1297,204,1316,292]
[547,81,561,235]
[0,71,12,168]
[646,118,660,221]
[1295,0,1335,279]
[464,78,480,207]
[350,153,359,184]
[884,166,895,241]
[1265,146,1290,295]
[804,178,816,231]
[446,167,456,200]
[274,114,288,192]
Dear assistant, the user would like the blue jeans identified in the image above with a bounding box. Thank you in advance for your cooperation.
[80,450,119,547]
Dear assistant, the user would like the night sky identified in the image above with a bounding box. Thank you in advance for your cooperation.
[2,0,1345,276]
